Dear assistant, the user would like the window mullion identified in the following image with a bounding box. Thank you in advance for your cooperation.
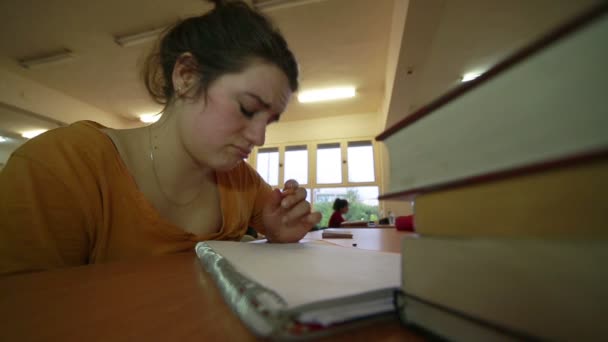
[248,148,257,167]
[308,143,316,181]
[278,145,285,188]
[307,143,315,206]
[372,141,379,184]
[340,141,348,186]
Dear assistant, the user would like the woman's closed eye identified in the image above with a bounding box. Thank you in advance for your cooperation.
[239,104,256,118]
[240,103,280,124]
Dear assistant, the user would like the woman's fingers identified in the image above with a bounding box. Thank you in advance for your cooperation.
[264,179,322,243]
[280,187,307,209]
[281,199,311,224]
[283,179,299,192]
[303,211,322,225]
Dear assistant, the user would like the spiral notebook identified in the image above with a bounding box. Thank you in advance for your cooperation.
[195,240,401,339]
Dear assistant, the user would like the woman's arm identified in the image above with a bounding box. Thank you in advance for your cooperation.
[0,154,90,275]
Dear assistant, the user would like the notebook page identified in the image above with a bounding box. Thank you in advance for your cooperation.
[201,240,400,308]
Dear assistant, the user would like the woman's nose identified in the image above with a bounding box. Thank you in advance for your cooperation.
[243,117,266,146]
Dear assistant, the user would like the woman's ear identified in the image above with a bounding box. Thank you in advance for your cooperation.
[171,52,199,97]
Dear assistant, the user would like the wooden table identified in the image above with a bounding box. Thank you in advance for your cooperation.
[306,228,411,253]
[339,222,397,229]
[0,229,421,341]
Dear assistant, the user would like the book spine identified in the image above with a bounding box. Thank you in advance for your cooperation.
[412,158,608,237]
[195,242,289,337]
[400,237,608,340]
[395,291,537,341]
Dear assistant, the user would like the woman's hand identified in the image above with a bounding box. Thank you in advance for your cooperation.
[261,180,322,243]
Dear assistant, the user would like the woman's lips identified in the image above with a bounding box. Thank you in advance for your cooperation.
[234,145,251,158]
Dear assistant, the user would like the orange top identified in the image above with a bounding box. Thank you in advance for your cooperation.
[0,121,272,275]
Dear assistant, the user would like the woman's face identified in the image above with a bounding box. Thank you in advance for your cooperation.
[341,206,349,214]
[178,61,291,171]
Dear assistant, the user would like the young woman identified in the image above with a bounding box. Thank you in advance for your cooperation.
[328,198,349,228]
[0,0,321,275]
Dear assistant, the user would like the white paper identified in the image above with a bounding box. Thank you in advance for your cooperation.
[202,240,401,308]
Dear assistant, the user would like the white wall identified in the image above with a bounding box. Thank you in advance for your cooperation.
[379,0,409,130]
[265,112,382,145]
[0,68,134,129]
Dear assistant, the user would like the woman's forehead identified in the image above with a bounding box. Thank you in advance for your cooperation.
[223,63,292,111]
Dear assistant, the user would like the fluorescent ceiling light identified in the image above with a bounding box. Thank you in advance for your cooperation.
[461,72,483,82]
[298,86,356,103]
[115,27,166,47]
[0,136,7,143]
[255,0,325,11]
[140,113,162,123]
[21,130,48,139]
[19,50,75,69]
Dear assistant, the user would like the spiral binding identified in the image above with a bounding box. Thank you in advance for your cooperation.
[195,242,290,337]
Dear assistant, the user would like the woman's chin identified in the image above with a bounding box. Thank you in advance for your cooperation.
[213,158,243,172]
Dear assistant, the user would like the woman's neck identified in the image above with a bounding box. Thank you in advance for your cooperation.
[142,112,215,203]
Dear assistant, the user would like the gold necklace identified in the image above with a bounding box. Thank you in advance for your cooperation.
[148,125,204,207]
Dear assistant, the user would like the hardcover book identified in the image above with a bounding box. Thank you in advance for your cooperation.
[376,6,608,199]
[413,157,608,237]
[398,236,608,341]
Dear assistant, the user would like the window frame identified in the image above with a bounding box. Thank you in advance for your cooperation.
[250,137,381,202]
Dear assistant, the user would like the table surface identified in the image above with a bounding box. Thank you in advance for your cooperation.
[306,228,408,252]
[338,222,397,229]
[0,229,422,341]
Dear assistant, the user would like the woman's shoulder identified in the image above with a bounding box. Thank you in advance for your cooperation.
[10,120,115,172]
[15,121,107,153]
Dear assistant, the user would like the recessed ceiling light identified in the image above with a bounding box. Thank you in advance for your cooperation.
[21,130,47,139]
[139,113,162,123]
[298,86,356,103]
[461,72,483,82]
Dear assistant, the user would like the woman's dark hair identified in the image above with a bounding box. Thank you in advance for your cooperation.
[143,0,298,106]
[332,198,349,211]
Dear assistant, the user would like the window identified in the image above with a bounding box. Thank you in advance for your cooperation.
[256,147,279,186]
[316,143,342,184]
[312,186,380,227]
[347,141,375,182]
[253,139,379,227]
[284,145,308,185]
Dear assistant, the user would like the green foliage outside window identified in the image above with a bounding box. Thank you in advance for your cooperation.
[313,188,379,228]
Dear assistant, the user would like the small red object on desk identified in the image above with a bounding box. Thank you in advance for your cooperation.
[395,215,414,232]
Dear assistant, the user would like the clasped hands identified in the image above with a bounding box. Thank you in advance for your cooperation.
[261,179,322,243]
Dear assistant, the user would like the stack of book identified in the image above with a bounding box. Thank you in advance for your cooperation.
[376,4,608,341]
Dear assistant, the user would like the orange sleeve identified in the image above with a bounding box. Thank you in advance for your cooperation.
[245,165,273,233]
[0,153,91,276]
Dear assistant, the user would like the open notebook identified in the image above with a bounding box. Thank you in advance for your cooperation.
[195,240,400,339]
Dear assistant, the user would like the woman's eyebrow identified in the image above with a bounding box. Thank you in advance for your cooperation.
[244,92,271,109]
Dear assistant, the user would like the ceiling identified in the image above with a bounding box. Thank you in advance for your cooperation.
[0,0,392,124]
[0,0,601,160]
